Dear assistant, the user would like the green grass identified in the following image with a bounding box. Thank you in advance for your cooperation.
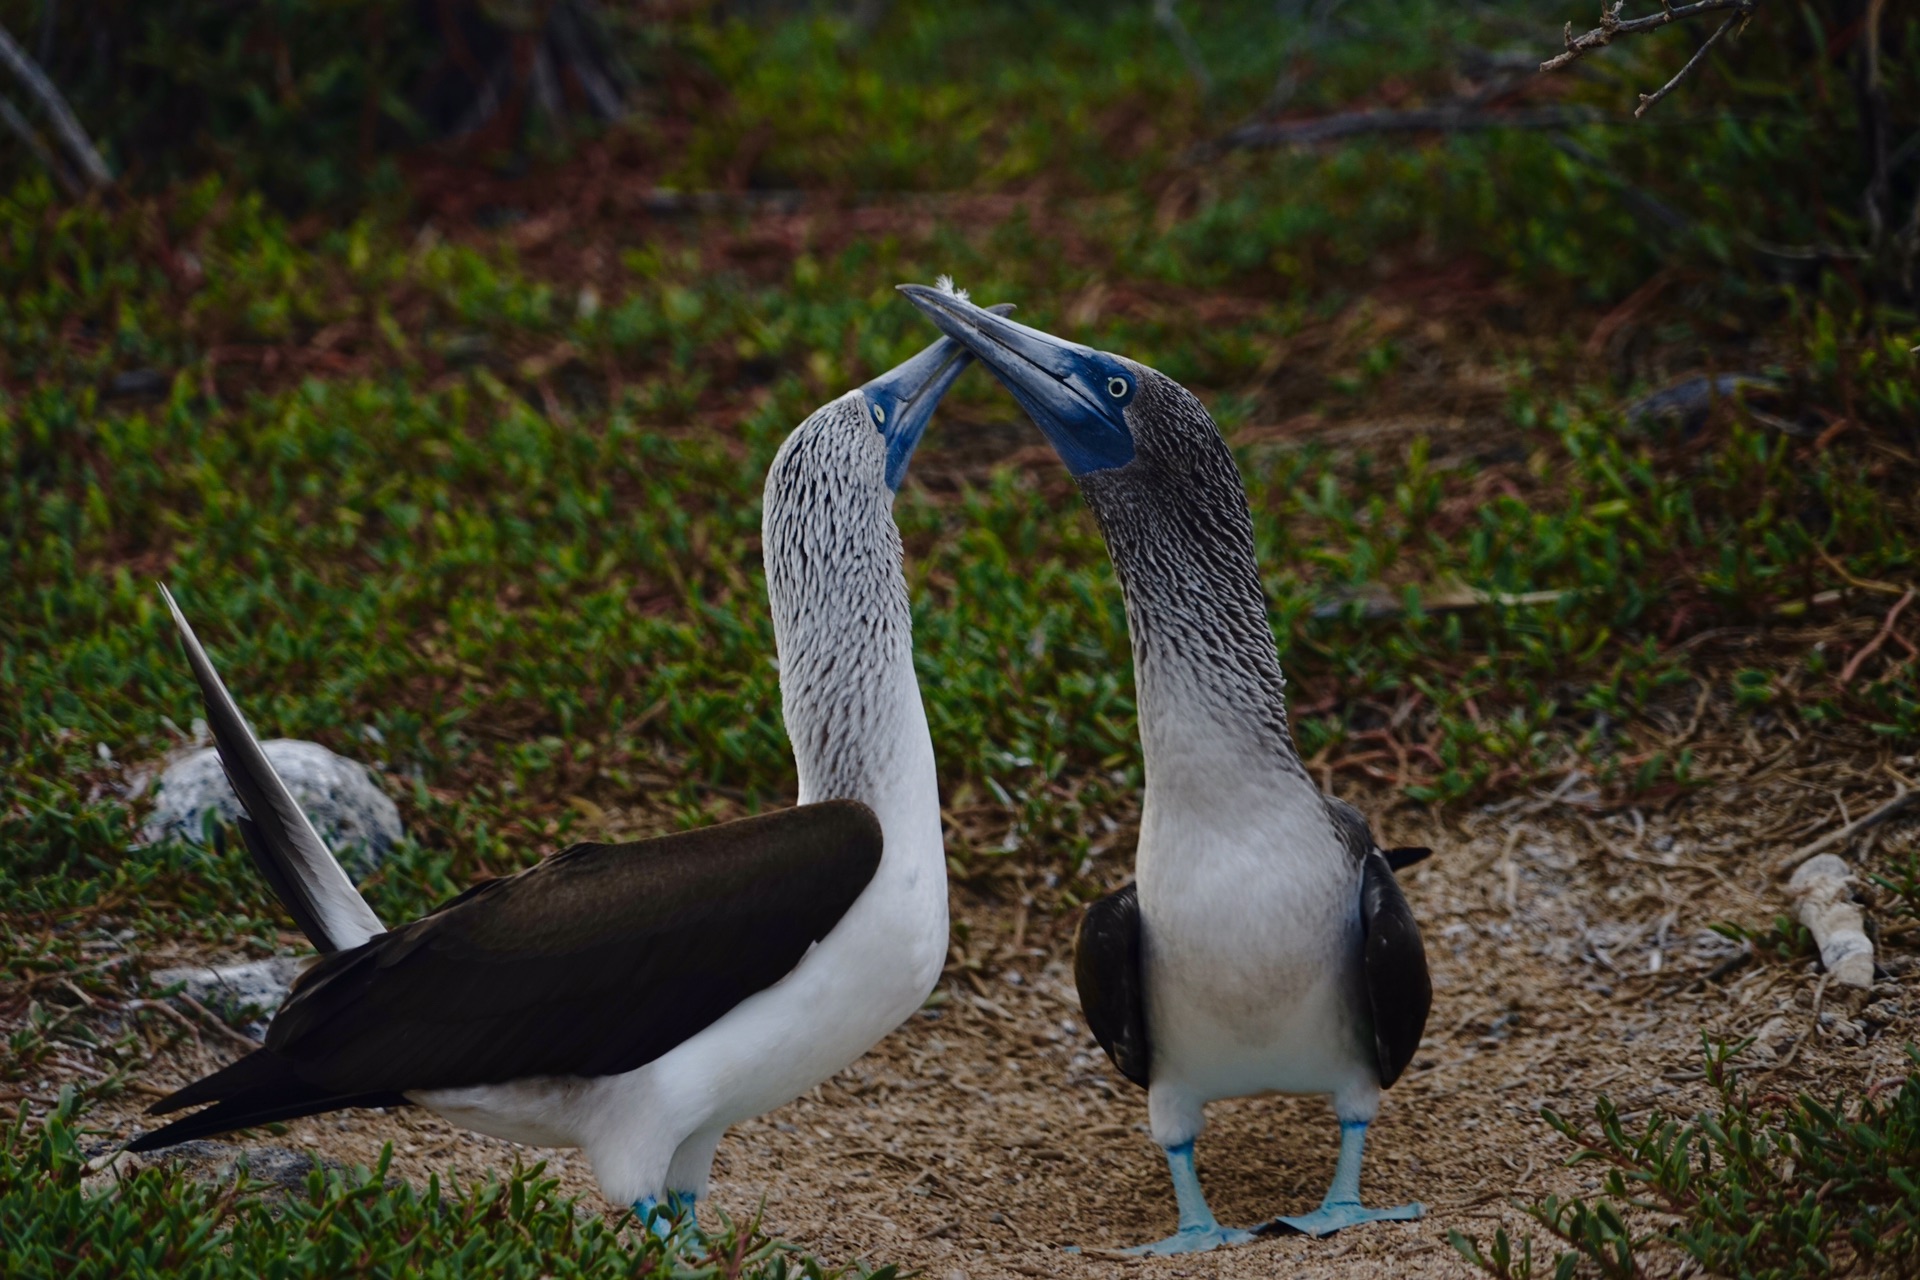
[5,168,1914,947]
[1449,1045,1920,1280]
[2,0,1918,1267]
[2,1093,881,1280]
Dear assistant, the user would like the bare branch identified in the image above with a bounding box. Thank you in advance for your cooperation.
[1634,11,1739,116]
[0,91,77,195]
[0,19,108,188]
[1209,104,1603,154]
[1154,0,1214,95]
[1541,0,1755,74]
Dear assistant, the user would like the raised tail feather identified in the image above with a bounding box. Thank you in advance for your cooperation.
[159,585,385,954]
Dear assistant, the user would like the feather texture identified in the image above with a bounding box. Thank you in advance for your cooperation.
[159,586,385,954]
[1073,883,1150,1087]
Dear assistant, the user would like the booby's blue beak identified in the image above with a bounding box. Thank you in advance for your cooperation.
[863,301,1017,491]
[897,284,1136,476]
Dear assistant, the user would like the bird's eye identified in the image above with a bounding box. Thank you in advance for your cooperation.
[871,402,887,425]
[1107,376,1129,398]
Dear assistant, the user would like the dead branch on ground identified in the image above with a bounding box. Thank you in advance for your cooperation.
[1207,104,1603,155]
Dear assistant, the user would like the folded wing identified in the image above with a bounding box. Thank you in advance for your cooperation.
[1073,882,1151,1088]
[135,800,883,1148]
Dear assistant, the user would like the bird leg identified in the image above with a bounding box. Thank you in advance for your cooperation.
[1119,1141,1258,1255]
[632,1189,698,1240]
[1271,1120,1423,1237]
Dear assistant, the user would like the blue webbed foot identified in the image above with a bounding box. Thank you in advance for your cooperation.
[1267,1120,1422,1238]
[631,1190,698,1241]
[1089,1141,1261,1256]
[1270,1199,1423,1238]
[1120,1223,1259,1256]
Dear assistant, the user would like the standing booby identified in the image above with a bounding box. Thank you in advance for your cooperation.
[131,302,1014,1230]
[899,285,1432,1254]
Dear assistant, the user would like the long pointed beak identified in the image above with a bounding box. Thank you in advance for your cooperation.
[863,300,1016,490]
[896,284,1135,476]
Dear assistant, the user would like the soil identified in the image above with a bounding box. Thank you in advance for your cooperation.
[85,725,1920,1279]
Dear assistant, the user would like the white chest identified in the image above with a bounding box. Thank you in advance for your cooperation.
[1133,775,1370,1098]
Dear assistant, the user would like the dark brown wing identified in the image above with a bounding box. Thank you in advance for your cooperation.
[1073,883,1150,1088]
[1360,849,1431,1087]
[174,801,881,1110]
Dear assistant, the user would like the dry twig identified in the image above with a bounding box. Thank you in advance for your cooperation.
[1633,12,1741,117]
[1541,0,1758,115]
[170,991,265,1053]
[0,20,109,189]
[1838,585,1916,686]
[1772,783,1920,875]
[1211,104,1601,154]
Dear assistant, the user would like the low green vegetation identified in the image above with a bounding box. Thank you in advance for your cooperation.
[1,0,1916,1270]
[2,1093,875,1280]
[1449,1045,1920,1279]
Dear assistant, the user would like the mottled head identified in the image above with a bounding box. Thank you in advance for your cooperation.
[898,283,1303,772]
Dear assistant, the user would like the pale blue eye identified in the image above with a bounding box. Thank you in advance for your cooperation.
[1107,377,1129,398]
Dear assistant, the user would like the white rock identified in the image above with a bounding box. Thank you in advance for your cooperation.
[141,739,401,879]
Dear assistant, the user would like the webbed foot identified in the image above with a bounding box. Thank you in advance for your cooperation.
[1269,1199,1423,1238]
[1120,1223,1260,1255]
[1082,1140,1262,1256]
[632,1190,698,1240]
[1267,1120,1422,1237]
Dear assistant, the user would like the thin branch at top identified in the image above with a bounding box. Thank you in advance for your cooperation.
[1634,11,1740,116]
[0,20,109,188]
[0,91,74,195]
[1541,0,1756,73]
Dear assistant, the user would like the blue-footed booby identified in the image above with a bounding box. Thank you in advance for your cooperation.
[131,303,1014,1231]
[900,285,1432,1254]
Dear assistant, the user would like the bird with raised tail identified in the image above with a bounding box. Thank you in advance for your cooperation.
[130,299,1014,1232]
[899,283,1432,1255]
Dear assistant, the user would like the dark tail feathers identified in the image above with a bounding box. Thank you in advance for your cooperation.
[130,1049,408,1152]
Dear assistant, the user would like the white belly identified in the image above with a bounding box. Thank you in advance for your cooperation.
[1134,787,1376,1142]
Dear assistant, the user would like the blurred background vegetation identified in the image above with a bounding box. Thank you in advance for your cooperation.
[1,2,1917,1270]
[4,0,1914,887]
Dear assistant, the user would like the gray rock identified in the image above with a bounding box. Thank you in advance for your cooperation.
[141,739,401,879]
[150,956,305,1034]
[89,1140,339,1199]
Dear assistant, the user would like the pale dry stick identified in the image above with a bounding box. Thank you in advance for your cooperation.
[0,21,109,187]
[1838,585,1916,685]
[1634,12,1740,117]
[1771,783,1919,875]
[1787,855,1875,989]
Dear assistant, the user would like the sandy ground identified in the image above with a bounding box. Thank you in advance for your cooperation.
[71,724,1920,1278]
